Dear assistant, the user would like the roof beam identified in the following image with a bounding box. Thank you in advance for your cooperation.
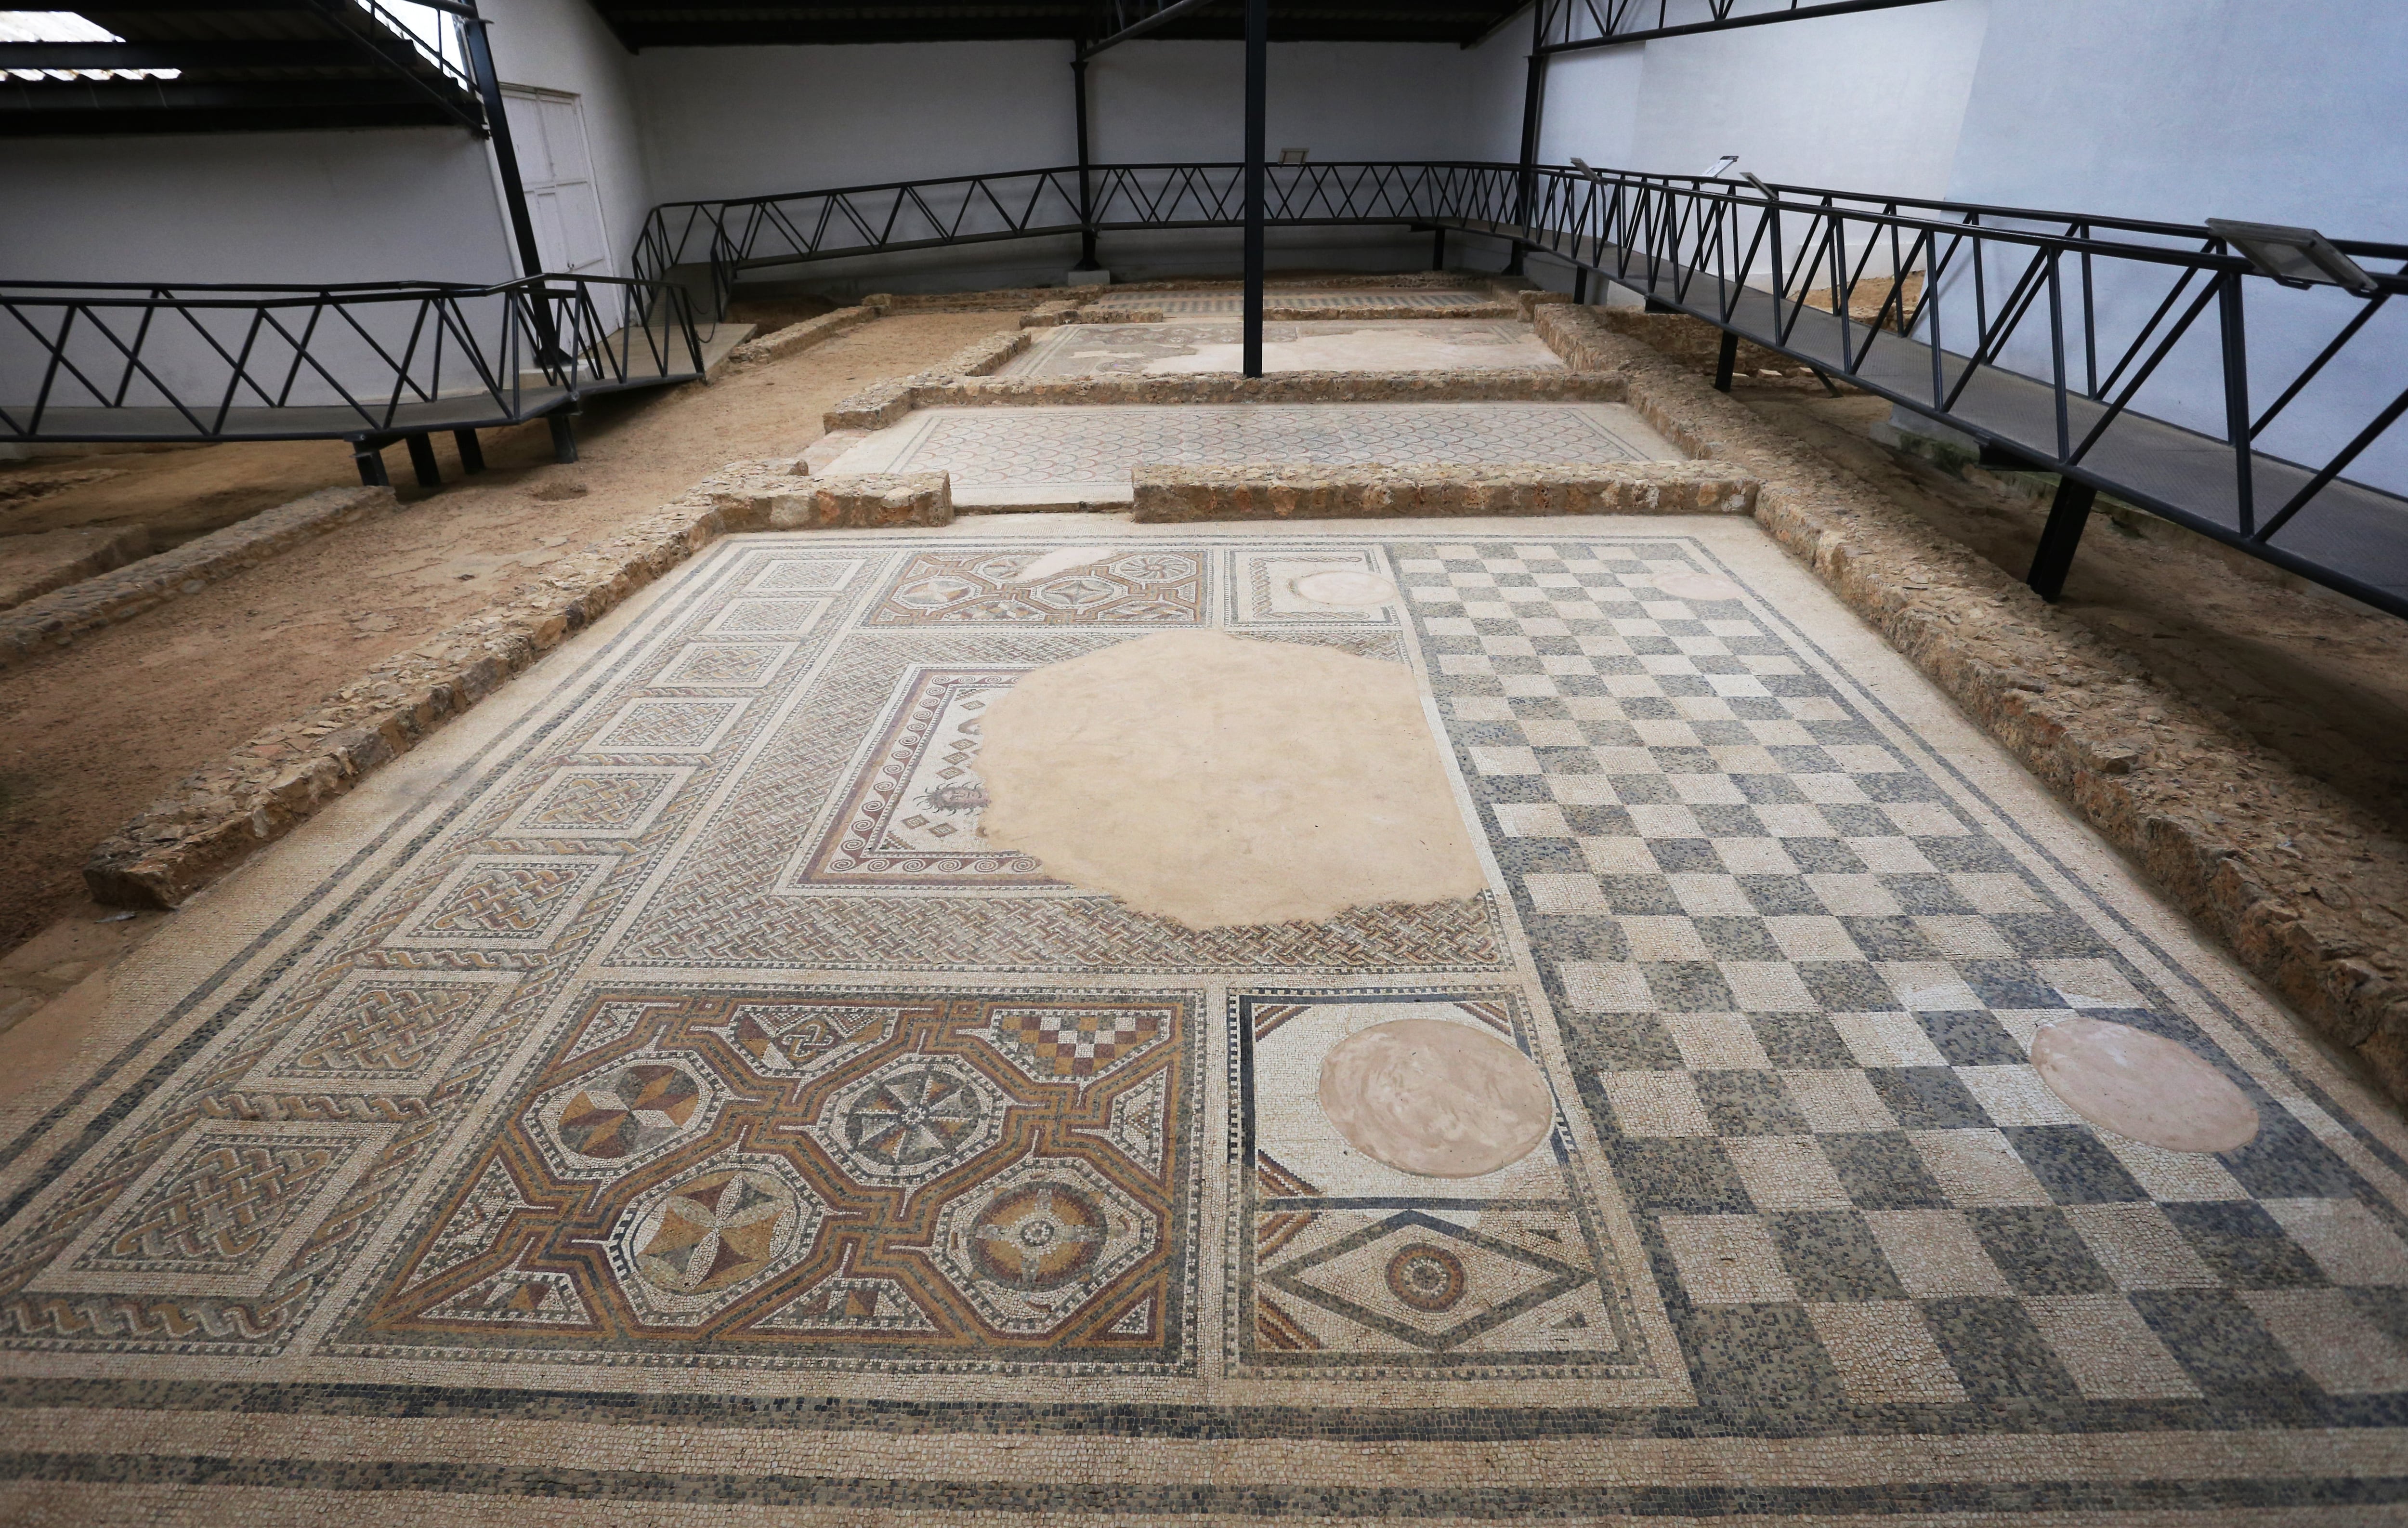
[0,77,449,111]
[0,40,364,70]
[1078,0,1224,58]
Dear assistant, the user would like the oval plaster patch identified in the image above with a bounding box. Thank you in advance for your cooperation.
[1291,569,1400,608]
[2030,1017,2258,1153]
[1316,1018,1555,1178]
[975,629,1488,928]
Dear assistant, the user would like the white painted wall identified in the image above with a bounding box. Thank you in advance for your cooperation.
[635,40,1074,204]
[0,129,511,285]
[1617,0,1989,191]
[635,38,1505,291]
[1946,0,2408,491]
[484,0,655,277]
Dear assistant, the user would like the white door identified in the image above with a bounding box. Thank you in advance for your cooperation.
[502,86,610,277]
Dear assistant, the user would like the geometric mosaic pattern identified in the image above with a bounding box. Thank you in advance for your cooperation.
[786,667,1054,888]
[365,986,1200,1368]
[1007,320,1558,377]
[833,404,1665,503]
[3,525,2404,1522]
[1399,537,2408,1416]
[1234,990,1649,1382]
[865,548,1204,627]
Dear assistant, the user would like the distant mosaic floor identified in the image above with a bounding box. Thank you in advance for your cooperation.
[2,517,2405,1524]
[823,401,1679,505]
[1005,319,1564,376]
[1089,288,1493,315]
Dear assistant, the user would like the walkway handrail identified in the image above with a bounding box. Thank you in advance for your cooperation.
[0,271,706,444]
[630,159,2408,617]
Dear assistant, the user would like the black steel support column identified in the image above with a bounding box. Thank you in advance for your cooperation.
[1071,54,1099,271]
[404,432,442,487]
[1507,20,1546,277]
[1714,331,1739,392]
[453,428,486,473]
[1242,0,1267,378]
[352,438,391,488]
[459,8,543,284]
[548,410,578,463]
[2025,476,2098,602]
[1431,226,1447,270]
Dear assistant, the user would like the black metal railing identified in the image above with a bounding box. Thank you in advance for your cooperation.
[1535,0,1950,53]
[633,158,2408,616]
[633,161,1502,316]
[0,272,706,446]
[1504,163,2408,613]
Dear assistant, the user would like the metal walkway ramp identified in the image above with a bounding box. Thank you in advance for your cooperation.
[1,275,727,484]
[1447,205,2408,615]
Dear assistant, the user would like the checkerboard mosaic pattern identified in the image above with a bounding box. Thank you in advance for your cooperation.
[2,525,2404,1523]
[1402,537,2408,1416]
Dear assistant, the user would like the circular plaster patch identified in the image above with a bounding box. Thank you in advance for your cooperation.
[1317,1018,1554,1178]
[1291,569,1400,608]
[1652,571,1746,602]
[2030,1017,2258,1153]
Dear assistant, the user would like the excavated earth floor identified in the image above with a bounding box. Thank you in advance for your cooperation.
[0,310,1009,954]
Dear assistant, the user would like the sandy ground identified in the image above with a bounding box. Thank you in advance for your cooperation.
[1731,383,2408,842]
[0,311,1012,953]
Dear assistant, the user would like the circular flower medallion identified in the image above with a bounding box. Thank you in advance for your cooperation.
[1385,1242,1468,1312]
[629,1168,800,1299]
[827,1059,1002,1182]
[967,1179,1108,1291]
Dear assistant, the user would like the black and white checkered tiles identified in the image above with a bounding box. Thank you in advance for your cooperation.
[1400,538,2408,1414]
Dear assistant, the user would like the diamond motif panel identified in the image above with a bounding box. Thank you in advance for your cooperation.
[500,767,693,841]
[31,1120,396,1298]
[385,855,614,949]
[242,969,520,1094]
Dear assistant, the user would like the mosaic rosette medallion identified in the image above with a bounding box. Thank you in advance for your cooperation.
[356,987,1202,1369]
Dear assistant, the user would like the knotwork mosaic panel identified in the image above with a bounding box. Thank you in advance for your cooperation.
[347,985,1203,1372]
[866,547,1205,627]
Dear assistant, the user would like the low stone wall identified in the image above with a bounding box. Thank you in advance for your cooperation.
[862,272,1499,314]
[1131,462,1757,522]
[1535,303,1859,379]
[935,331,1033,377]
[1540,303,2408,1096]
[2,486,393,671]
[1020,301,1087,328]
[0,524,152,611]
[723,304,876,366]
[824,369,1624,432]
[83,466,787,908]
[703,467,952,529]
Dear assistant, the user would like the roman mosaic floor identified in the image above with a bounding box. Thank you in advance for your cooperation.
[823,401,1679,505]
[2,513,2404,1524]
[1088,289,1496,315]
[1003,320,1566,376]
